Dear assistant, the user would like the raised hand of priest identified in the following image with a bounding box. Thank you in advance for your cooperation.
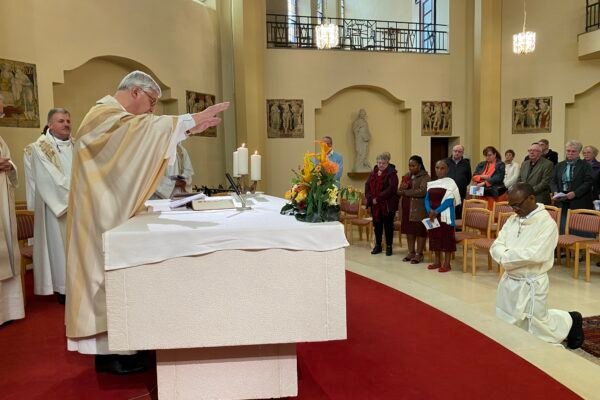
[0,157,13,172]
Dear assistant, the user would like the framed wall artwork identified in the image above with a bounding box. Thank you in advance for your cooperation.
[0,58,40,128]
[186,90,216,137]
[267,99,304,138]
[512,96,552,134]
[421,101,451,136]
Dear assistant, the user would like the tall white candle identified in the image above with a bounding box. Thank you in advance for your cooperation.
[250,150,261,181]
[233,151,240,177]
[238,143,249,175]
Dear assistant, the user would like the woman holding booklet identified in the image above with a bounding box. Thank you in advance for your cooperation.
[424,160,462,273]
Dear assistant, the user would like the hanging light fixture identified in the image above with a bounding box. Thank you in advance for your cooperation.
[315,1,339,49]
[513,0,536,54]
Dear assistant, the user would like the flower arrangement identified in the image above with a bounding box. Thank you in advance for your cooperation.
[340,186,361,205]
[281,141,340,223]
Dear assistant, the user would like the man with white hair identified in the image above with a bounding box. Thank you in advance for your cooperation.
[31,109,73,303]
[518,142,554,205]
[65,70,229,374]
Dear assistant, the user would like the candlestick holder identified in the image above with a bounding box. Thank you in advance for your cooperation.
[249,180,259,194]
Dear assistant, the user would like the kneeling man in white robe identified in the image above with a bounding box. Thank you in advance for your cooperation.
[490,182,584,348]
[32,109,73,303]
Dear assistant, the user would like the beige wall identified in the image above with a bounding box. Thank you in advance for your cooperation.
[264,0,472,197]
[0,0,223,201]
[501,0,600,162]
[566,83,600,150]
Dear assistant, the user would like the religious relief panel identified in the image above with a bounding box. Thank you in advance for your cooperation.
[186,90,216,137]
[0,58,40,128]
[512,96,552,134]
[267,99,304,138]
[421,101,451,136]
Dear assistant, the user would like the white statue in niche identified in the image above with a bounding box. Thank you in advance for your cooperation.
[352,108,371,172]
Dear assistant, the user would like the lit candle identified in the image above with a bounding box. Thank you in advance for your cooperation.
[251,150,261,181]
[233,151,240,177]
[237,143,249,175]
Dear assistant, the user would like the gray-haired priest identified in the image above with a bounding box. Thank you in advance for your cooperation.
[64,70,229,374]
[31,108,73,303]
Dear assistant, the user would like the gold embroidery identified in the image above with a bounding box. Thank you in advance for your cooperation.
[38,139,63,173]
[24,144,33,156]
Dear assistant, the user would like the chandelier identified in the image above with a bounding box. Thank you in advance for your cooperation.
[316,19,339,49]
[513,0,536,54]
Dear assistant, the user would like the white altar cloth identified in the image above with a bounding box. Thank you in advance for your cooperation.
[104,195,348,270]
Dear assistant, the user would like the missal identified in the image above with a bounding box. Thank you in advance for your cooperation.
[191,198,236,211]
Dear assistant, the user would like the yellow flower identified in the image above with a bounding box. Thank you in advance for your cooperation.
[284,190,293,200]
[296,190,307,202]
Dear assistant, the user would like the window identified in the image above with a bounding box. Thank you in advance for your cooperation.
[417,0,436,51]
[287,0,297,43]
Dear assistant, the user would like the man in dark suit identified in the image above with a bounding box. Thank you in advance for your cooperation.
[518,143,554,205]
[553,141,594,233]
[445,144,471,217]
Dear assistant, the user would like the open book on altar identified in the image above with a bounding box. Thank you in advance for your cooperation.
[191,197,235,211]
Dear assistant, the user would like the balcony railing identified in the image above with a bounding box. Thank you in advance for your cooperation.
[586,0,600,32]
[266,14,448,54]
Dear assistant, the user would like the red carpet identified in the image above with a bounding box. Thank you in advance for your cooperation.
[582,315,600,358]
[0,271,581,399]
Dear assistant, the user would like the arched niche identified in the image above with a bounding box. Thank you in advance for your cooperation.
[52,56,178,132]
[565,82,600,150]
[315,85,410,189]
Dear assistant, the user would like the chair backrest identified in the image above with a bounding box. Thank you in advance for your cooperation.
[462,199,488,220]
[544,205,561,227]
[463,208,493,238]
[16,210,35,242]
[492,201,513,221]
[565,209,600,237]
[497,211,515,233]
[15,201,28,211]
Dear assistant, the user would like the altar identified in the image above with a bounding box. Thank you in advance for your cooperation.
[103,195,348,399]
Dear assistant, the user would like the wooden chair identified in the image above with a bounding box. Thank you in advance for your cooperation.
[455,208,493,273]
[347,193,373,244]
[544,205,561,227]
[556,209,600,279]
[455,199,488,231]
[16,210,34,306]
[470,212,514,276]
[491,201,513,236]
[15,201,28,211]
[392,200,403,248]
[584,242,600,282]
[339,198,361,240]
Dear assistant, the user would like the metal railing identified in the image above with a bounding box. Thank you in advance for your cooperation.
[266,14,448,54]
[586,0,600,32]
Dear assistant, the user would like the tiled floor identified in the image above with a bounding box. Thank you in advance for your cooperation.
[345,238,600,399]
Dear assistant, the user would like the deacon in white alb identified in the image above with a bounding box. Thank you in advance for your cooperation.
[490,183,584,349]
[31,109,73,300]
[23,126,48,211]
[153,143,194,199]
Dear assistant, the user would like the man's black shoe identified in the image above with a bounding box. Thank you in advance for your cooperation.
[56,293,66,305]
[567,311,584,350]
[371,245,382,255]
[385,246,392,256]
[95,353,147,375]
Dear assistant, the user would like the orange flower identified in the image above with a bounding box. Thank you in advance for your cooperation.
[322,161,338,175]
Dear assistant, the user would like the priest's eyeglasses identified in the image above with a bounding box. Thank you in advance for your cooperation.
[138,89,158,107]
[509,198,527,210]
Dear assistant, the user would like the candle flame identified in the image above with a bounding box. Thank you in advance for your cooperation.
[254,150,258,155]
[242,143,246,147]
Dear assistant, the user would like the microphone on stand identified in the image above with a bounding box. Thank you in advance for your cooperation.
[225,173,251,210]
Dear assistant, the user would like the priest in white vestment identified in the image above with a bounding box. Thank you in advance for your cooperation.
[0,136,25,325]
[23,126,48,211]
[153,143,194,199]
[64,70,228,373]
[490,183,584,349]
[31,109,73,299]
